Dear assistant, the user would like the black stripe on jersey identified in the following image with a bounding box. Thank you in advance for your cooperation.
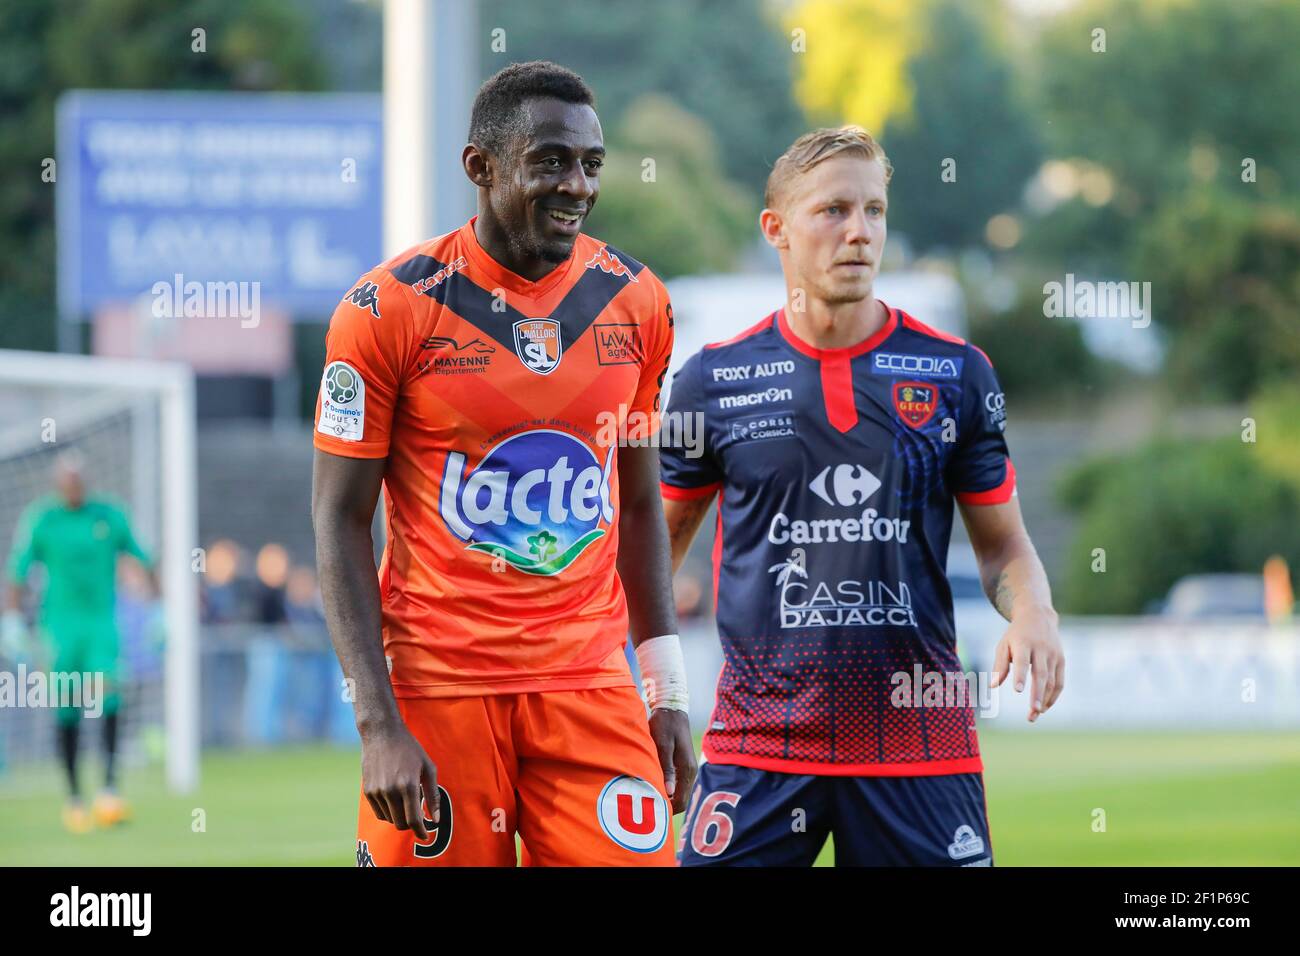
[550,262,642,352]
[388,253,448,288]
[388,246,645,356]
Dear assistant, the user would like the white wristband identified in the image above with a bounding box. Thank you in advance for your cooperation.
[635,634,689,714]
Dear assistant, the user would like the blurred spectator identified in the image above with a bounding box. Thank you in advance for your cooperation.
[201,538,247,624]
[674,573,705,622]
[254,543,290,625]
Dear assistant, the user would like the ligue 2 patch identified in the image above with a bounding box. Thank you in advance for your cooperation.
[317,361,365,442]
[892,381,938,429]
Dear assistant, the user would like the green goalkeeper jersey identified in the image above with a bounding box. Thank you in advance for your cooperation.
[7,495,150,624]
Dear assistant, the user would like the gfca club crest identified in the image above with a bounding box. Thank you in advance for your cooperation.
[513,318,563,374]
[892,381,938,429]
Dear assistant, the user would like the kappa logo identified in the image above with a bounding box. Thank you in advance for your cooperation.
[947,824,986,860]
[585,247,638,282]
[356,840,376,867]
[411,256,467,295]
[597,775,668,853]
[892,381,938,429]
[344,280,381,318]
[594,323,643,366]
[513,318,563,374]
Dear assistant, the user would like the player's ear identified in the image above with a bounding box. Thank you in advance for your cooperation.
[759,207,788,251]
[463,143,492,188]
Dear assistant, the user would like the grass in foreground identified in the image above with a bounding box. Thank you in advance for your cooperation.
[1,731,1297,866]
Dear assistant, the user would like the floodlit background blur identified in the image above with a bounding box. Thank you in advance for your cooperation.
[1,0,1298,865]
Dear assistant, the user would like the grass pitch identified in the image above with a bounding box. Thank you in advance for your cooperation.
[2,731,1297,866]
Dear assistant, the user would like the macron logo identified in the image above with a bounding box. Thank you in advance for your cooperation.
[50,886,151,936]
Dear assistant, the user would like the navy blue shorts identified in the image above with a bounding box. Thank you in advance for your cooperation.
[677,762,993,867]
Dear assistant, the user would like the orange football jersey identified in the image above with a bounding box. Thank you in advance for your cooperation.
[314,217,674,698]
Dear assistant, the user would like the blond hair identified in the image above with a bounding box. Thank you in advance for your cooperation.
[764,125,893,210]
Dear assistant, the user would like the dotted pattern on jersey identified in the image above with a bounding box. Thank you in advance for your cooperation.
[708,634,980,766]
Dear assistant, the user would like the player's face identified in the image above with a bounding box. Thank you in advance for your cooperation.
[491,98,604,265]
[56,468,85,508]
[775,155,888,305]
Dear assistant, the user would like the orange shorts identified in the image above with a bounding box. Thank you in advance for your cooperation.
[355,685,676,866]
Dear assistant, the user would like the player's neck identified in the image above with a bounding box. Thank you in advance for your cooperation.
[784,293,886,351]
[472,213,561,283]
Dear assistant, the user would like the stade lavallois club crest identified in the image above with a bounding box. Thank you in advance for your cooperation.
[512,318,563,374]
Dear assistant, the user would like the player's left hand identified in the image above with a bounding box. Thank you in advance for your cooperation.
[649,707,696,814]
[991,607,1064,723]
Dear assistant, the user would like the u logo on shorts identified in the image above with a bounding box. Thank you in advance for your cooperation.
[596,775,668,852]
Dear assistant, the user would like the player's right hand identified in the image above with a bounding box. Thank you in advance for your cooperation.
[360,723,440,841]
[1,611,27,662]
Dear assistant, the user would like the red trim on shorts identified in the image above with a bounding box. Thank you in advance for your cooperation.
[702,742,984,777]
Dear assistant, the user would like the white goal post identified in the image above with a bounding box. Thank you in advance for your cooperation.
[0,349,199,793]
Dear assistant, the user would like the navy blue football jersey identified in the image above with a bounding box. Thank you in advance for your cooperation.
[660,304,1014,775]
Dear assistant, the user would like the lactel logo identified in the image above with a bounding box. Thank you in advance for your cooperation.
[439,429,614,575]
[872,352,963,379]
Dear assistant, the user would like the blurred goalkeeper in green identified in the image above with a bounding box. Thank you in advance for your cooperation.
[3,451,156,833]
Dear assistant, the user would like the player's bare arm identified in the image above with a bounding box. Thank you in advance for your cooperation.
[312,449,438,840]
[959,497,1063,723]
[662,495,712,575]
[616,442,697,813]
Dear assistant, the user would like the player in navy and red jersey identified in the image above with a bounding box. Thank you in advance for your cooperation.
[659,127,1064,866]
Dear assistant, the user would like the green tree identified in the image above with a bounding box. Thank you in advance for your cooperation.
[1037,0,1300,219]
[882,0,1042,253]
[0,0,325,352]
[1057,436,1300,614]
[1133,189,1300,401]
[967,282,1102,402]
[479,0,805,195]
[585,95,755,278]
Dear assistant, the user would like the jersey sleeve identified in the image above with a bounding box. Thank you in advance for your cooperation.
[314,268,415,459]
[629,273,675,434]
[947,346,1016,505]
[658,349,724,500]
[6,501,42,584]
[112,504,151,565]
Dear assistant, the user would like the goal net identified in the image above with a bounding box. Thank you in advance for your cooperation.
[0,350,198,793]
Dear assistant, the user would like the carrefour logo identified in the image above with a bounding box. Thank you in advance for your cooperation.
[439,430,614,575]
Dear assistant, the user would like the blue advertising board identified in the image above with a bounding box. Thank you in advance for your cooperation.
[57,91,383,319]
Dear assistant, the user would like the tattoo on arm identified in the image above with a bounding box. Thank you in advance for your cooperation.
[987,570,1015,621]
[666,496,711,540]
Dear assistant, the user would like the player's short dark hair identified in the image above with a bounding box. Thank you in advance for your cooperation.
[469,61,595,157]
